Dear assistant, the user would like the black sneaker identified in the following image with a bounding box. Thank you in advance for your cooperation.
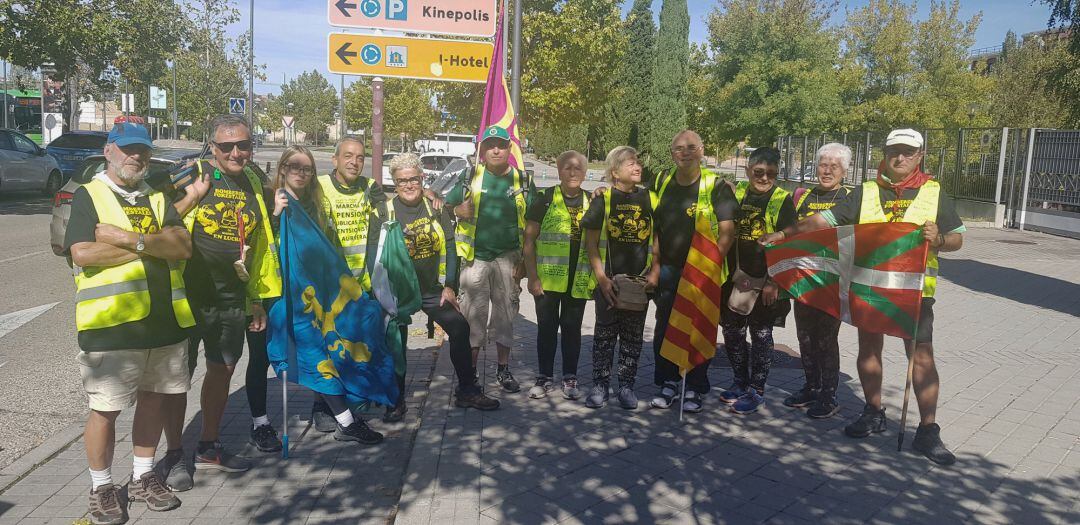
[249,424,283,452]
[156,449,192,492]
[806,395,840,419]
[194,442,251,473]
[455,387,500,410]
[312,400,337,433]
[783,386,819,408]
[912,423,957,465]
[844,404,887,438]
[334,419,384,445]
[495,368,520,392]
[383,399,408,423]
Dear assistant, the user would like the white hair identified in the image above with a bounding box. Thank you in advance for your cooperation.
[816,142,852,172]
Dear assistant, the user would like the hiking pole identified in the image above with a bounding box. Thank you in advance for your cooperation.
[678,374,687,423]
[897,348,915,452]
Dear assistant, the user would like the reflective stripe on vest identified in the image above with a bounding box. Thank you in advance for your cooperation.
[858,180,940,298]
[734,181,790,234]
[455,165,528,262]
[75,179,195,331]
[318,174,374,289]
[387,197,447,286]
[536,186,592,299]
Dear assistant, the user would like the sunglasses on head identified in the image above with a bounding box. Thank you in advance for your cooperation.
[213,140,253,152]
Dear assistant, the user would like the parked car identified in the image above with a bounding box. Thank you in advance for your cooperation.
[45,131,108,180]
[420,153,468,178]
[50,147,201,257]
[380,152,399,188]
[0,128,63,195]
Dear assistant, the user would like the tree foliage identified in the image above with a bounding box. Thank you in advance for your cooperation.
[280,70,337,145]
[1040,0,1080,125]
[621,0,656,150]
[989,32,1070,128]
[645,0,690,165]
[343,78,437,143]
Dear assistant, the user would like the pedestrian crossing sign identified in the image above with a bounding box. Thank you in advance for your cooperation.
[229,97,246,115]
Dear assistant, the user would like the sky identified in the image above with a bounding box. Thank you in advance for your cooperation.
[236,0,1057,96]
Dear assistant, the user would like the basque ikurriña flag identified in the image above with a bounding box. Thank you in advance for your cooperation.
[659,214,728,374]
[765,223,929,339]
[477,2,524,169]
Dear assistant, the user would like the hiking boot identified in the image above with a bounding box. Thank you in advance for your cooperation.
[87,483,127,525]
[681,390,704,413]
[128,471,181,512]
[156,449,191,492]
[719,383,747,405]
[561,376,582,400]
[312,400,337,433]
[496,368,520,393]
[334,419,384,445]
[783,386,819,408]
[528,376,555,399]
[806,395,840,419]
[912,423,957,466]
[584,382,609,409]
[249,424,282,452]
[650,381,680,409]
[844,404,887,438]
[617,386,639,410]
[194,442,251,473]
[455,387,500,410]
[383,399,408,423]
[732,388,764,415]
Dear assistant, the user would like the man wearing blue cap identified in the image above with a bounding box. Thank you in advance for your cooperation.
[64,122,193,524]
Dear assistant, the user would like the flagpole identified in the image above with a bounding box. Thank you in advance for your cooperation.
[282,370,289,459]
[280,205,292,460]
[678,374,687,423]
[898,235,929,452]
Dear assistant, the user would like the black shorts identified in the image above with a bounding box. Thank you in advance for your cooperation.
[188,305,248,368]
[911,297,934,344]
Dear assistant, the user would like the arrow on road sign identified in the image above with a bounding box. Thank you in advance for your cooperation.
[336,42,358,66]
[0,302,59,340]
[335,0,355,17]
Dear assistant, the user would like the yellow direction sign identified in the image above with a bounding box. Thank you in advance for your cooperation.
[327,33,493,83]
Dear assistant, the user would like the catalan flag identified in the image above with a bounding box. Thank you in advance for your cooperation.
[477,3,524,169]
[765,223,928,339]
[659,214,727,375]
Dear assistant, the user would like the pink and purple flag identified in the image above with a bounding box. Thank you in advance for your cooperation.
[477,2,524,169]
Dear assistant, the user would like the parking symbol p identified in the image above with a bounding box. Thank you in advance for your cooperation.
[386,0,406,20]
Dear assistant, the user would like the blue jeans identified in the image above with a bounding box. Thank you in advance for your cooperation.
[652,265,712,394]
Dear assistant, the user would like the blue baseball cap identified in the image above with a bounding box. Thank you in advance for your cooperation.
[107,122,154,149]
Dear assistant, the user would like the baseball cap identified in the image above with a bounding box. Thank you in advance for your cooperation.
[479,125,511,144]
[885,128,924,149]
[107,122,154,149]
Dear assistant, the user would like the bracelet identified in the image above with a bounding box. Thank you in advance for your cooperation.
[937,233,945,248]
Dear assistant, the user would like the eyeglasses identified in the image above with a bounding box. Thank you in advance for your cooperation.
[213,140,253,152]
[884,147,921,159]
[394,176,424,187]
[284,163,314,176]
[671,145,700,154]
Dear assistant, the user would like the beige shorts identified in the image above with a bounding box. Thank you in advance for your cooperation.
[78,340,191,412]
[459,251,521,348]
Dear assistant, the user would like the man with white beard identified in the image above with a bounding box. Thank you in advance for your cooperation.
[64,122,195,524]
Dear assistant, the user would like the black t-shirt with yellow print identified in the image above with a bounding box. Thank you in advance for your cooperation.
[580,187,654,276]
[729,186,797,278]
[824,184,965,234]
[795,186,851,221]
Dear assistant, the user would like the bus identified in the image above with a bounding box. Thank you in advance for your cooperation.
[1,89,43,144]
[415,132,476,157]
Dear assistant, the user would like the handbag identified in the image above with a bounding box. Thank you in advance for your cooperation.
[612,274,650,311]
[726,243,765,316]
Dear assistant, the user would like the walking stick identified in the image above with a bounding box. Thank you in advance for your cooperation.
[897,348,915,452]
[678,374,687,423]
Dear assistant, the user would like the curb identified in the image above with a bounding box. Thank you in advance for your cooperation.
[0,416,87,494]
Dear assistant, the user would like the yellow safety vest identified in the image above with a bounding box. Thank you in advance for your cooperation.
[455,165,528,263]
[858,180,941,298]
[795,185,850,220]
[535,186,593,299]
[594,188,659,282]
[318,174,378,291]
[734,181,790,234]
[75,179,195,331]
[387,196,447,287]
[657,168,730,280]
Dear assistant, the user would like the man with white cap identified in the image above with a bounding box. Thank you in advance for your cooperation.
[760,128,964,465]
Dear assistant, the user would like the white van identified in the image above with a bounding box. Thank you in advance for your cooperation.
[415,133,476,157]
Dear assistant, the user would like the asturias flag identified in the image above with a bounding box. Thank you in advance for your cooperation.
[478,3,524,169]
[267,196,398,407]
[659,214,727,374]
[765,223,929,339]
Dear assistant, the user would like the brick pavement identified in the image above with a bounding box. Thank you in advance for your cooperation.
[2,226,1079,524]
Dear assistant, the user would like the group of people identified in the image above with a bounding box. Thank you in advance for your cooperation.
[64,116,963,525]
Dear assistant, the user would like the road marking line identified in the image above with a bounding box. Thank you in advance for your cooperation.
[0,250,48,264]
[0,302,60,340]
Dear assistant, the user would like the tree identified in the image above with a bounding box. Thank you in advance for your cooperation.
[281,70,337,145]
[383,79,437,144]
[989,33,1069,128]
[645,0,690,166]
[434,82,484,133]
[621,0,656,150]
[1039,0,1080,125]
[344,80,372,134]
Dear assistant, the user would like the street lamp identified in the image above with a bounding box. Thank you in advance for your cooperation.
[285,102,294,146]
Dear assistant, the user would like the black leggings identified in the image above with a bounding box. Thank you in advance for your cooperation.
[793,302,841,396]
[421,295,476,391]
[245,298,278,419]
[534,291,586,378]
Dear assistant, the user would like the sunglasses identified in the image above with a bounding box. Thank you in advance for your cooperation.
[394,175,424,187]
[213,140,253,152]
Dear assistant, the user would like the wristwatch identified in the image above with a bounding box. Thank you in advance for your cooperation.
[135,233,146,254]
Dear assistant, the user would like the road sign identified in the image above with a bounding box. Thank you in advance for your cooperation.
[282,116,295,128]
[149,86,167,110]
[328,33,492,82]
[229,97,246,115]
[328,0,496,37]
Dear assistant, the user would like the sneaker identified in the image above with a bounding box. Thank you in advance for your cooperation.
[719,383,747,405]
[496,368,521,392]
[561,376,582,400]
[650,381,680,409]
[617,386,639,410]
[584,382,609,409]
[681,390,704,413]
[844,404,887,438]
[249,424,283,452]
[782,386,819,408]
[194,442,251,473]
[128,471,181,512]
[383,399,408,423]
[156,449,192,492]
[334,419,384,445]
[87,483,127,525]
[312,400,337,433]
[731,388,764,415]
[911,423,957,465]
[806,395,840,419]
[455,387,500,410]
[528,376,555,399]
